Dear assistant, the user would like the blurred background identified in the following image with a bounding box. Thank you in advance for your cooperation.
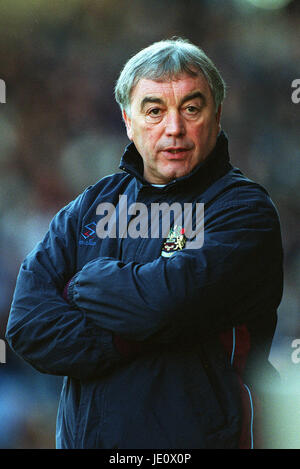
[0,0,299,449]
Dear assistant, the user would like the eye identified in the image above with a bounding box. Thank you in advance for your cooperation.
[145,107,163,122]
[148,107,162,117]
[185,105,199,114]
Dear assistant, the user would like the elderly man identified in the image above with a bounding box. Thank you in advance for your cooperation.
[6,38,283,449]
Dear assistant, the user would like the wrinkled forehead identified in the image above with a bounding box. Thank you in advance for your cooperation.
[129,71,213,106]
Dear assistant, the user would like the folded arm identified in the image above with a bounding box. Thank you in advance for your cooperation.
[67,199,283,342]
[5,202,124,380]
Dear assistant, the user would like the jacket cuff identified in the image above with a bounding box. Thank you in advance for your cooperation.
[64,273,79,307]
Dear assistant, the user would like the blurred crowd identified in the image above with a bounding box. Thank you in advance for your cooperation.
[0,0,299,448]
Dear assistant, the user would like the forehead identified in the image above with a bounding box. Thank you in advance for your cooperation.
[130,73,212,105]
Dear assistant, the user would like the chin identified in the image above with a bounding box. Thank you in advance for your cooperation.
[162,163,191,181]
[159,171,187,184]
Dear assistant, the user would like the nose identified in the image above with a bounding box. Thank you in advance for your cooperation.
[164,111,186,137]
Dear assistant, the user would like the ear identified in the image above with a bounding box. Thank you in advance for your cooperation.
[123,109,133,141]
[216,105,222,132]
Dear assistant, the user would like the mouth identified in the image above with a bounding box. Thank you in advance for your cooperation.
[162,147,191,159]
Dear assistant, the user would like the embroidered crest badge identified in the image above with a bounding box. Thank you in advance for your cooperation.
[161,225,186,258]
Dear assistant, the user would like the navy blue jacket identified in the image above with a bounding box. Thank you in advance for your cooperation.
[6,131,283,449]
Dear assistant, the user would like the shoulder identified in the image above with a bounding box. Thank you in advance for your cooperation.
[61,172,132,219]
[211,167,277,211]
[81,172,131,202]
[202,167,282,234]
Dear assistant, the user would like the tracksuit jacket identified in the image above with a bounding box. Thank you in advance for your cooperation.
[6,131,283,449]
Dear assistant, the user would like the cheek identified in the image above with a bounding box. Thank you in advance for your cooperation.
[142,128,160,152]
[194,118,217,141]
[133,127,159,160]
[190,125,205,146]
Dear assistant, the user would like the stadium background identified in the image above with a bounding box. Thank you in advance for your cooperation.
[0,0,299,449]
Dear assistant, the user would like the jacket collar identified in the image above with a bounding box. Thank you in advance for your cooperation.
[119,130,232,191]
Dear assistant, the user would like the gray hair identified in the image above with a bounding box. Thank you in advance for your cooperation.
[114,37,226,116]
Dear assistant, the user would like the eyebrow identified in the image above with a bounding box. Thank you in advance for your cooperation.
[181,91,206,106]
[140,91,206,112]
[140,96,164,111]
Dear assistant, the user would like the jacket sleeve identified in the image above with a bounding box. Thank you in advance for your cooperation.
[5,201,123,380]
[67,197,283,342]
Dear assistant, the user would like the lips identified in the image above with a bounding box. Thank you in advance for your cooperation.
[164,147,188,153]
[161,147,191,159]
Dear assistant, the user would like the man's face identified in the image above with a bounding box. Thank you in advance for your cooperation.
[123,72,222,184]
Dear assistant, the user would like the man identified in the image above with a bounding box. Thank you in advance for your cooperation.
[6,38,283,449]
